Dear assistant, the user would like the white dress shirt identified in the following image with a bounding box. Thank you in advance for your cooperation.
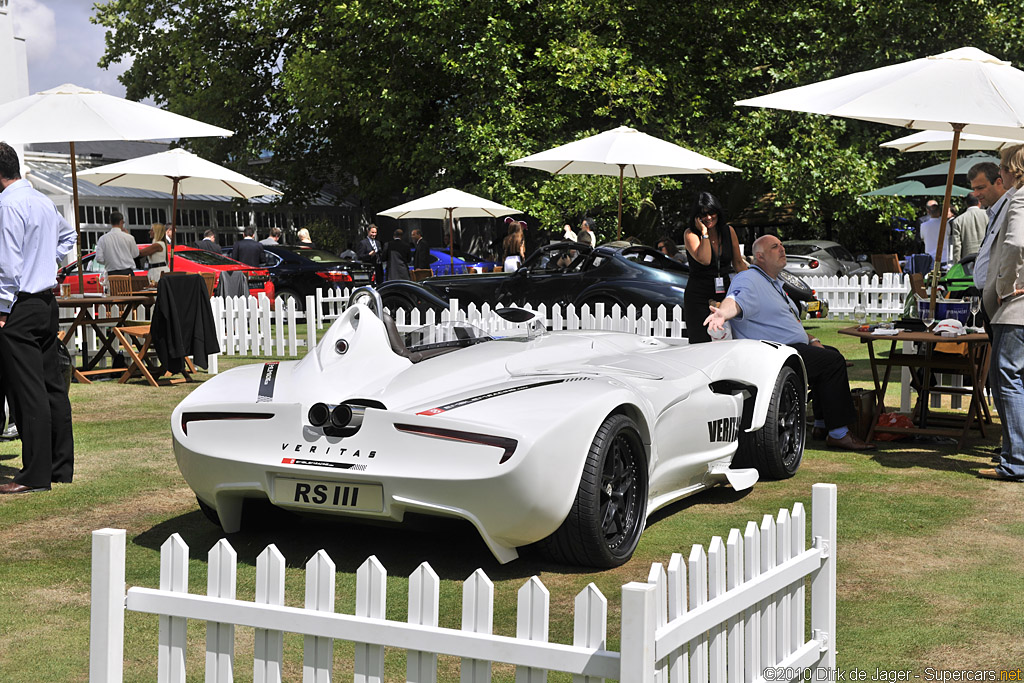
[95,226,140,271]
[0,179,77,312]
[975,188,1014,290]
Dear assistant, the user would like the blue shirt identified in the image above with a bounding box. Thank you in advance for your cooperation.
[0,179,78,312]
[725,265,809,345]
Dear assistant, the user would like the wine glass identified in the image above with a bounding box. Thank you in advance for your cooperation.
[970,296,981,329]
[923,312,934,331]
[853,303,867,325]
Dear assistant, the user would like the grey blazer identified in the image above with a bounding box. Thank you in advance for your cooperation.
[985,186,1024,325]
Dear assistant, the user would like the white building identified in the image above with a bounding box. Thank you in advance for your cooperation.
[0,2,358,252]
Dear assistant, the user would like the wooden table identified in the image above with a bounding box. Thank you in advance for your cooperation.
[57,294,155,383]
[838,326,992,448]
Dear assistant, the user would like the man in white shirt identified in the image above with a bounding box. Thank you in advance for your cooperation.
[918,200,949,266]
[0,142,77,494]
[94,211,139,276]
[577,218,596,247]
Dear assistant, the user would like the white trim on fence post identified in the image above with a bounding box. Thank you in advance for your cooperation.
[303,550,335,683]
[515,576,550,683]
[810,484,838,680]
[355,555,387,683]
[666,552,688,682]
[688,545,708,683]
[572,583,607,683]
[254,544,286,683]
[620,581,658,682]
[157,534,189,683]
[460,568,494,683]
[90,528,126,683]
[205,539,237,682]
[305,295,318,352]
[408,562,440,683]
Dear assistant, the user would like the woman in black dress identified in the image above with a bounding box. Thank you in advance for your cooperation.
[682,192,748,343]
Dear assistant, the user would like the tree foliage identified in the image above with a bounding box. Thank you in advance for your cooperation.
[93,0,1024,249]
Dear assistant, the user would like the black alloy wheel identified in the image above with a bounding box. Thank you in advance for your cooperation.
[537,414,648,567]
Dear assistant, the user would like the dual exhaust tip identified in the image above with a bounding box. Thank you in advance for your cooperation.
[308,402,365,429]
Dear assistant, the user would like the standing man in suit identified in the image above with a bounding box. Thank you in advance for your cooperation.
[196,229,222,254]
[260,227,282,246]
[233,225,266,266]
[411,228,432,272]
[385,228,412,280]
[356,224,384,284]
[0,142,77,494]
[980,145,1024,481]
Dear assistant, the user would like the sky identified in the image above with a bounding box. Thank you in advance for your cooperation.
[10,0,129,96]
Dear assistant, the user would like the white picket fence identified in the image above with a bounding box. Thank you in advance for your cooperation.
[60,275,912,373]
[89,483,836,682]
[803,273,910,320]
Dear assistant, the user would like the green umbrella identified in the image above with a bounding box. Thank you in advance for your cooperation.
[862,180,972,197]
[896,152,999,181]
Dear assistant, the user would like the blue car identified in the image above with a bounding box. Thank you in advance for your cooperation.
[411,247,498,276]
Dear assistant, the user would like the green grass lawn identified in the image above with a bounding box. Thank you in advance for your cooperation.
[1,320,1020,681]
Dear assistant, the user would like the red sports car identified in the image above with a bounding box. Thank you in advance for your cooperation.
[58,246,274,298]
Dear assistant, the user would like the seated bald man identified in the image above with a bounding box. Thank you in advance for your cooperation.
[704,235,875,451]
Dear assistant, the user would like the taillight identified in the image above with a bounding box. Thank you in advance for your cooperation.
[394,423,518,464]
[809,259,819,268]
[317,271,354,284]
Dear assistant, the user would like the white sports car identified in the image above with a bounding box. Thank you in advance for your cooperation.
[172,288,807,567]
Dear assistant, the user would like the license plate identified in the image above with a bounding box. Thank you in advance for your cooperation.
[806,301,821,311]
[353,274,369,281]
[273,478,383,512]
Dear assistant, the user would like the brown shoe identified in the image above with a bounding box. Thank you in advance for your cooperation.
[978,468,1024,482]
[811,427,828,440]
[826,433,876,451]
[0,482,50,494]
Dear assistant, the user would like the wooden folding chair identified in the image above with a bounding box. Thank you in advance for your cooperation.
[200,272,217,297]
[113,324,194,386]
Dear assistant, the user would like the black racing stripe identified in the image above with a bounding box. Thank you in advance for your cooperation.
[257,362,280,402]
[417,377,589,415]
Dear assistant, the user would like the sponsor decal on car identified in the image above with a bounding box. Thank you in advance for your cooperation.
[257,362,280,402]
[708,416,740,443]
[417,378,589,415]
[281,458,368,471]
[281,444,377,458]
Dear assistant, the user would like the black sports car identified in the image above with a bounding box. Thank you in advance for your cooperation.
[225,244,373,308]
[378,241,825,321]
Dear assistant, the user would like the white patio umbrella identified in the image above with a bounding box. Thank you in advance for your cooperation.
[0,84,232,290]
[508,126,739,238]
[78,148,281,271]
[881,130,1021,153]
[736,46,1024,315]
[379,187,520,275]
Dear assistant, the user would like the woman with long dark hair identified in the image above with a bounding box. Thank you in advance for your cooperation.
[682,192,748,343]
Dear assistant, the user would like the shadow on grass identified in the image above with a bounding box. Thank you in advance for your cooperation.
[865,434,999,475]
[646,485,753,528]
[133,503,582,581]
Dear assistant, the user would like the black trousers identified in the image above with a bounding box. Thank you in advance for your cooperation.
[106,268,133,276]
[0,292,74,487]
[790,342,857,430]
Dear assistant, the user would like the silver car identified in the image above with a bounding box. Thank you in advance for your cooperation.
[782,240,876,278]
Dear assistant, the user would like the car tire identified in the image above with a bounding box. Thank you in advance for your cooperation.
[735,366,804,479]
[277,288,304,312]
[197,497,223,527]
[537,414,648,567]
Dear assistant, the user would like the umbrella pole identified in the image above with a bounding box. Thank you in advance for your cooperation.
[169,178,180,272]
[928,124,964,319]
[69,142,84,295]
[448,209,455,275]
[617,164,624,240]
